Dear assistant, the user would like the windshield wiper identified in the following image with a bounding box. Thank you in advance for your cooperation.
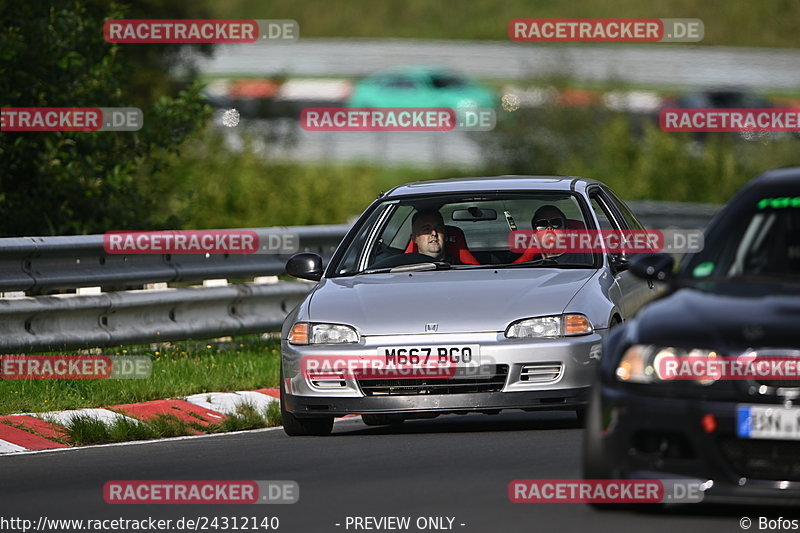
[458,258,561,269]
[359,262,452,275]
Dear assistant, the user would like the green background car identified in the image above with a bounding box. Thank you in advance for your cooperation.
[347,66,496,109]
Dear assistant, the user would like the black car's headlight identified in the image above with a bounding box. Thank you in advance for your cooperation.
[288,323,359,345]
[505,314,593,338]
[616,345,720,385]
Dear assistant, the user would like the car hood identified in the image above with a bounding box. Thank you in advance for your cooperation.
[307,268,596,335]
[635,281,800,351]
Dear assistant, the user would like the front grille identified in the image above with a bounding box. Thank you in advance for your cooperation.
[719,437,800,481]
[519,362,563,383]
[755,379,800,389]
[358,365,508,396]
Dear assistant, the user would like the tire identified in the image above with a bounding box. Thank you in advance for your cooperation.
[581,386,617,511]
[361,414,405,427]
[280,367,334,436]
[575,408,587,427]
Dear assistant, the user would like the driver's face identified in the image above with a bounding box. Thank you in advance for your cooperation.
[532,208,565,258]
[413,213,446,259]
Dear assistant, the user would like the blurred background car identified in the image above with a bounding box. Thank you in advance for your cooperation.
[584,166,800,506]
[347,66,496,109]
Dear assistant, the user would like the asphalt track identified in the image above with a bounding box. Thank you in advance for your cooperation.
[1,411,795,533]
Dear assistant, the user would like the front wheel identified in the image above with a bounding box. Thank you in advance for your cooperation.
[575,408,587,427]
[582,387,621,510]
[280,368,334,436]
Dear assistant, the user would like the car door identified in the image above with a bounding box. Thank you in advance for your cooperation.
[588,188,655,318]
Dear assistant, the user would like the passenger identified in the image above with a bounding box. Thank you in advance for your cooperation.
[531,205,568,260]
[528,205,591,264]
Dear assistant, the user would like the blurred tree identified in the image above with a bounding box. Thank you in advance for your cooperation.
[0,0,213,236]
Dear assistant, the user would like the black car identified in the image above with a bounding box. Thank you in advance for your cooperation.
[584,166,800,506]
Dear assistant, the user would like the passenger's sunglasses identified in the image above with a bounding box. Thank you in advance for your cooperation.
[534,218,565,230]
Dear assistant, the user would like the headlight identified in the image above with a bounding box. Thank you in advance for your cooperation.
[288,323,359,345]
[616,345,720,385]
[505,314,593,338]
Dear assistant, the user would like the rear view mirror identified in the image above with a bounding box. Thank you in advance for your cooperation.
[451,207,497,221]
[629,253,675,282]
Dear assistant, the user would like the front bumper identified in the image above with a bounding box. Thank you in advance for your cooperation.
[282,331,601,417]
[284,387,590,417]
[594,384,800,505]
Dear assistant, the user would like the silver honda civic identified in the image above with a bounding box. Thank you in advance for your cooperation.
[280,176,659,435]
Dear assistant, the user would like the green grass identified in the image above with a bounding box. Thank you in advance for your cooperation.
[208,0,800,49]
[159,131,481,229]
[63,402,283,446]
[0,337,281,416]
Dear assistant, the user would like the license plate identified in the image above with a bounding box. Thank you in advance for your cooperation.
[378,345,480,368]
[737,405,800,441]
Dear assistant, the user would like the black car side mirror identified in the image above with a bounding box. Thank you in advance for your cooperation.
[609,254,630,273]
[286,252,324,281]
[629,253,675,282]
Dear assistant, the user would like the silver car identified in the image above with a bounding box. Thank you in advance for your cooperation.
[280,176,658,435]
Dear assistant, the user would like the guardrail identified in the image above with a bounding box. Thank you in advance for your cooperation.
[0,202,719,353]
[0,225,348,294]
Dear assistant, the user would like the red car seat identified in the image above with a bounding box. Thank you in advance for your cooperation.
[404,225,480,265]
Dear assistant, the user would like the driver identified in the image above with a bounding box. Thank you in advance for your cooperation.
[411,209,456,263]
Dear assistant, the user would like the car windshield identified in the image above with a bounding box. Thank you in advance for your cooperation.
[683,190,800,284]
[430,74,467,89]
[331,192,598,276]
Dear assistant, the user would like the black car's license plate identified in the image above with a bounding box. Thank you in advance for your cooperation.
[737,405,800,440]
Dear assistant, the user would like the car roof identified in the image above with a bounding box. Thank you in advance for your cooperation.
[367,66,463,78]
[748,166,800,187]
[381,175,604,198]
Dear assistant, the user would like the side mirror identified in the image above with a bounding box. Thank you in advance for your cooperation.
[286,252,324,281]
[609,254,629,273]
[629,253,675,282]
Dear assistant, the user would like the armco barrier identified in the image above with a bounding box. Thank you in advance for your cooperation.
[0,202,718,353]
[0,225,348,293]
[0,282,311,352]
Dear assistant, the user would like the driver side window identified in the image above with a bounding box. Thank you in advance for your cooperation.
[590,196,619,230]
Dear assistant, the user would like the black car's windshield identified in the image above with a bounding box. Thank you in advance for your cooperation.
[683,190,800,284]
[331,192,598,276]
